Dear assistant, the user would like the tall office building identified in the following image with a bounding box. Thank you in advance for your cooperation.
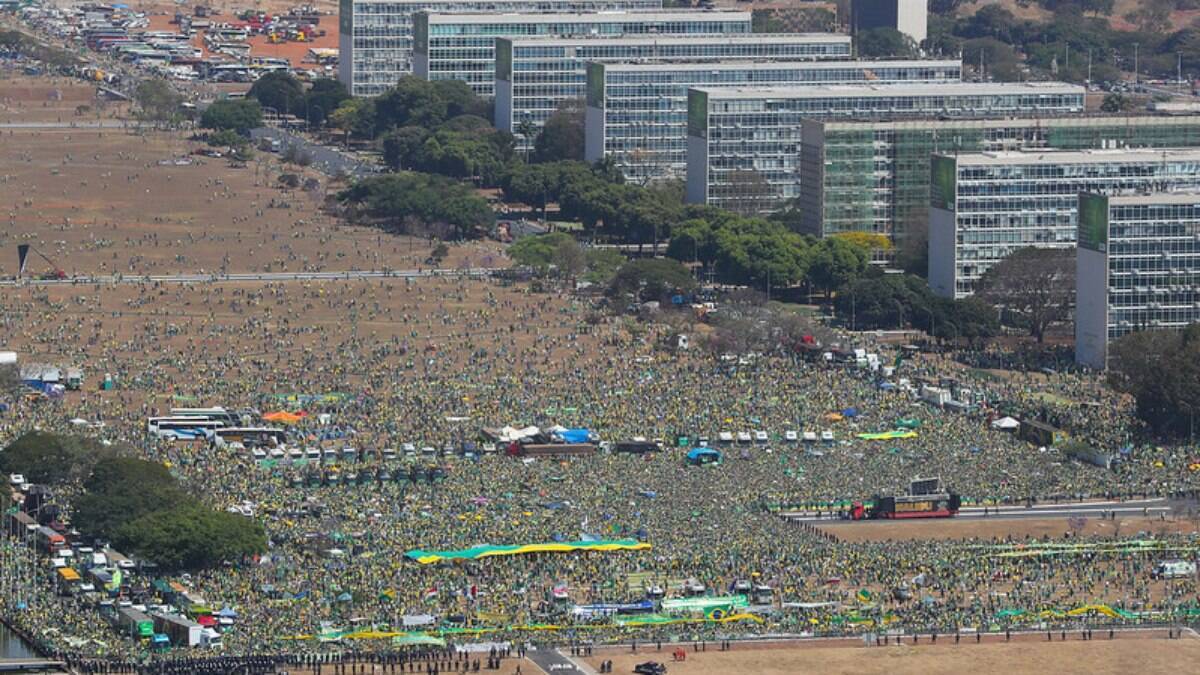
[684,81,1084,214]
[799,115,1200,243]
[413,10,753,97]
[851,0,927,45]
[338,0,662,96]
[583,59,961,183]
[494,33,853,148]
[929,148,1200,299]
[1076,192,1200,368]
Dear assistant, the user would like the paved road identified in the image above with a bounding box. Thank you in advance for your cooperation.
[0,121,130,129]
[0,268,497,287]
[781,498,1173,523]
[526,648,596,675]
[249,127,381,179]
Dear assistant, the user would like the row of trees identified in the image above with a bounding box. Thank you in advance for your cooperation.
[0,433,267,571]
[337,172,493,240]
[247,71,350,127]
[834,274,1000,344]
[1109,324,1200,436]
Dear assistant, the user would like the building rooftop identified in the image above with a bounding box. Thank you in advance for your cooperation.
[353,0,659,3]
[693,81,1084,100]
[806,113,1200,130]
[1103,191,1200,205]
[943,147,1200,166]
[500,33,849,46]
[421,9,751,23]
[594,58,959,73]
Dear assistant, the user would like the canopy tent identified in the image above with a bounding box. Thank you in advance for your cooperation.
[991,416,1020,431]
[263,411,306,424]
[553,428,592,444]
[405,540,650,565]
[895,418,922,429]
[393,634,447,647]
[685,448,722,465]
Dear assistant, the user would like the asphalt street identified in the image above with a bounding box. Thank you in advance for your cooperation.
[0,268,497,287]
[780,498,1173,523]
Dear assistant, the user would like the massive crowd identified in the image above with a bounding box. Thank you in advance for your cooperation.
[0,272,1198,663]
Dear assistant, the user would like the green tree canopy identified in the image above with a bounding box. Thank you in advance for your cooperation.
[304,78,350,127]
[0,432,114,485]
[609,258,697,303]
[338,172,493,239]
[533,99,585,163]
[248,71,306,117]
[200,98,263,134]
[855,27,919,58]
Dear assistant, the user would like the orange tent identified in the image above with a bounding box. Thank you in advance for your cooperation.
[263,411,306,424]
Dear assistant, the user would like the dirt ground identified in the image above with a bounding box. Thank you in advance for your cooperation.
[818,515,1199,542]
[0,76,504,277]
[585,633,1200,675]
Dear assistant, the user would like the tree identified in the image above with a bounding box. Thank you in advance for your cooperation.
[1109,324,1200,436]
[0,432,113,485]
[609,258,697,303]
[381,126,431,171]
[976,247,1074,343]
[338,172,493,240]
[508,232,575,272]
[207,128,247,149]
[855,27,918,58]
[431,79,490,119]
[808,237,870,298]
[374,76,448,132]
[304,78,350,127]
[1100,93,1137,113]
[534,99,585,163]
[0,364,21,398]
[248,71,306,117]
[200,99,263,134]
[113,504,266,572]
[134,79,181,126]
[329,98,376,146]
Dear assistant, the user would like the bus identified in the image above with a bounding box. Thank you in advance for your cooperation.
[148,417,226,440]
[211,427,287,448]
[168,407,245,425]
[56,567,82,595]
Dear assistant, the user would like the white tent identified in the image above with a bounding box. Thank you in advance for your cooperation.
[991,416,1020,431]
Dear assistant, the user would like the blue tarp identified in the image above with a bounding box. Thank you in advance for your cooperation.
[557,428,591,444]
[686,448,722,465]
[842,408,859,418]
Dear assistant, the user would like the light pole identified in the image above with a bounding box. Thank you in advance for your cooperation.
[1134,43,1139,87]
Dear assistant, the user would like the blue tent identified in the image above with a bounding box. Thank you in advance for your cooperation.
[686,448,722,465]
[842,407,859,418]
[557,428,592,443]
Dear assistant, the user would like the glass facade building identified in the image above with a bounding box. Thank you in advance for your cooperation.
[928,148,1200,299]
[1076,192,1200,368]
[584,59,960,184]
[338,0,662,96]
[494,33,853,149]
[799,115,1200,243]
[684,81,1085,214]
[413,10,752,97]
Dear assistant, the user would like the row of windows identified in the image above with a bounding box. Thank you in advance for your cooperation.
[428,21,751,37]
[511,43,850,60]
[706,93,1084,115]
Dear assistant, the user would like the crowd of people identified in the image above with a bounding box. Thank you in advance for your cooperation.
[0,271,1197,668]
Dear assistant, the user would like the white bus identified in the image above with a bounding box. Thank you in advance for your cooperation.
[147,417,225,440]
[169,407,249,426]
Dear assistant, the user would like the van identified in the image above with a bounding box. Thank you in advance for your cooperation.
[382,447,397,460]
[251,448,267,461]
[322,447,337,462]
[288,448,303,461]
[341,447,357,461]
[305,447,320,461]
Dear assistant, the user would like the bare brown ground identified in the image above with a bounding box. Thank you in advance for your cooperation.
[818,516,1200,542]
[0,77,505,276]
[585,632,1200,675]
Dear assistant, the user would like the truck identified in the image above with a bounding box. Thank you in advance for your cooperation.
[1018,419,1066,448]
[849,478,961,520]
[151,611,203,647]
[506,442,596,458]
[55,566,81,595]
[35,526,66,554]
[117,608,155,640]
[1152,560,1196,580]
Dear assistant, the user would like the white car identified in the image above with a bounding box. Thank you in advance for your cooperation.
[116,559,135,570]
[8,474,25,486]
[402,443,416,456]
[820,430,835,443]
[784,430,799,443]
[753,430,768,444]
[736,431,752,444]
